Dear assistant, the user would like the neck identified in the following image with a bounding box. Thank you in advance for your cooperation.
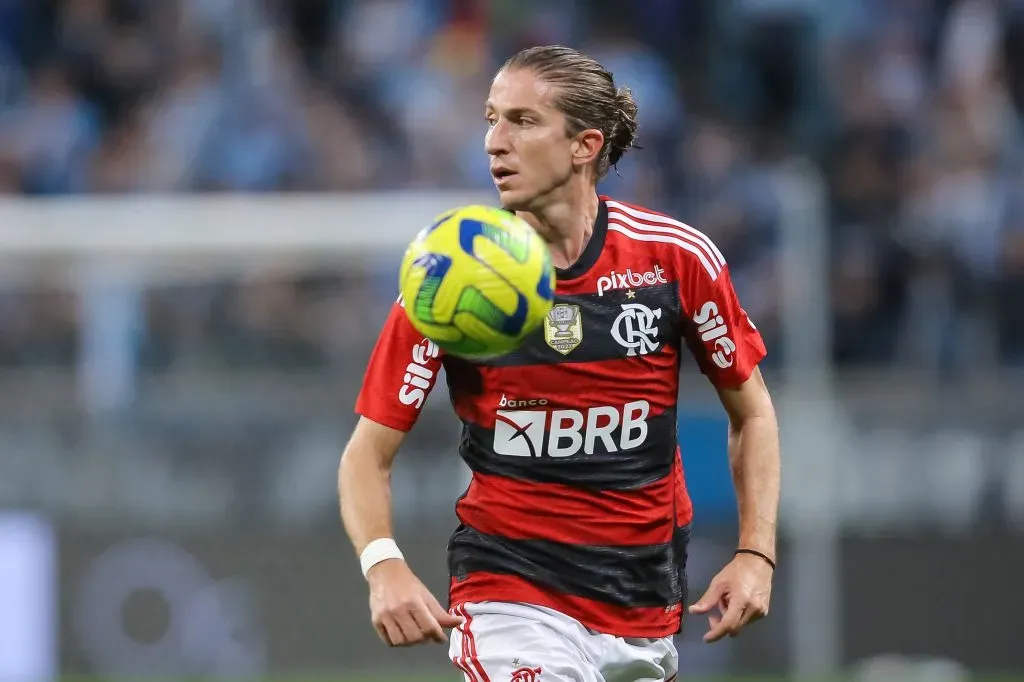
[518,188,600,270]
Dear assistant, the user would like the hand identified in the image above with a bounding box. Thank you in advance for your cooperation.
[366,559,464,647]
[688,552,774,643]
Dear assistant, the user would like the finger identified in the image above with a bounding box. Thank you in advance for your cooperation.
[374,621,392,646]
[410,603,447,643]
[437,610,465,629]
[736,600,767,629]
[381,617,406,647]
[704,618,729,643]
[720,598,746,635]
[705,598,746,643]
[708,612,721,632]
[729,607,750,637]
[427,598,465,629]
[689,582,724,614]
[394,611,425,646]
[735,606,756,630]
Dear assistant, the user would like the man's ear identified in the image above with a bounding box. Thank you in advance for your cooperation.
[572,129,605,167]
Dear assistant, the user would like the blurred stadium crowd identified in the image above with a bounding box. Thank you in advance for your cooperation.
[2,5,1021,677]
[0,0,1023,374]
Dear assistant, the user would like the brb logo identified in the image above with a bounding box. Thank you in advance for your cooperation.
[494,399,650,458]
[612,303,662,356]
[596,265,667,296]
[397,338,440,409]
[692,301,736,369]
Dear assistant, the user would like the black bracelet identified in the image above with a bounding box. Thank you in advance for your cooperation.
[735,548,776,570]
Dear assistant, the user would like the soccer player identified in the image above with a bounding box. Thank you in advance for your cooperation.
[340,45,780,682]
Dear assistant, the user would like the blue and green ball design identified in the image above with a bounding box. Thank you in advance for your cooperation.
[399,205,556,359]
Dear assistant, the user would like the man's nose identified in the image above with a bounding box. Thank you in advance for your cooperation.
[485,120,510,156]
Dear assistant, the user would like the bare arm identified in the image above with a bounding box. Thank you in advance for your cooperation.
[340,415,461,645]
[339,416,407,555]
[678,232,777,641]
[345,307,456,646]
[716,367,780,561]
[691,366,780,642]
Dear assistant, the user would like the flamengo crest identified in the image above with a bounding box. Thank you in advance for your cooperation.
[611,302,662,356]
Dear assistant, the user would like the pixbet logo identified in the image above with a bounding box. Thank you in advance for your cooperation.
[397,338,440,409]
[494,400,650,458]
[596,265,667,296]
[692,301,736,369]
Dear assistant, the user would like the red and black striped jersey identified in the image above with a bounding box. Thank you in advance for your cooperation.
[355,195,767,638]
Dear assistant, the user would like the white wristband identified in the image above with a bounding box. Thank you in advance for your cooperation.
[359,538,404,578]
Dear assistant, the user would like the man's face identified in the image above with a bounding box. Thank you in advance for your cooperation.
[485,68,575,211]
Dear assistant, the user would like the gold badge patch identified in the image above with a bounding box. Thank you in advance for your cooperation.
[544,303,583,355]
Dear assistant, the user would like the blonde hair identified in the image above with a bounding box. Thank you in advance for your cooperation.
[501,45,640,179]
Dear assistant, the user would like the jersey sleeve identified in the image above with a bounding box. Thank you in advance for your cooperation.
[679,260,766,389]
[354,300,444,432]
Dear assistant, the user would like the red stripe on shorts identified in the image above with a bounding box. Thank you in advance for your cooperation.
[451,605,477,682]
[456,603,491,682]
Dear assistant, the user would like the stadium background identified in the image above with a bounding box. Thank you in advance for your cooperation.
[0,0,1023,680]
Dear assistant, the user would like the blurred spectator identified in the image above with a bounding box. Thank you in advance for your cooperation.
[142,38,225,190]
[0,0,1019,376]
[0,59,98,193]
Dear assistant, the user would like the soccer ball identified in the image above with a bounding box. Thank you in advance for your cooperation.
[399,205,555,359]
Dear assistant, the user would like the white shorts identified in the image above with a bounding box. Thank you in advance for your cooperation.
[448,601,678,682]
